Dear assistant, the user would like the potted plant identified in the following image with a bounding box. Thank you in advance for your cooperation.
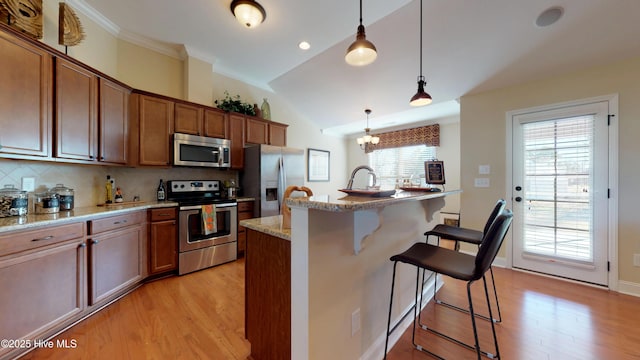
[214,91,256,116]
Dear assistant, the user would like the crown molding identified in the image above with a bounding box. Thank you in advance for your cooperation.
[68,0,182,60]
[65,0,119,36]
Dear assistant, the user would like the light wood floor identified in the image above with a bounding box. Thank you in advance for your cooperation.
[22,260,640,360]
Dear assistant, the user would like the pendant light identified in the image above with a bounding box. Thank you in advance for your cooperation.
[230,0,266,29]
[345,0,377,66]
[357,109,380,149]
[409,0,432,106]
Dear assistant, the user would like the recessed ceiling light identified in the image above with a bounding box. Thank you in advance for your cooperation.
[298,41,310,50]
[535,6,564,27]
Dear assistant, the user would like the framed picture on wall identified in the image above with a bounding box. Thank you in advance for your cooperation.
[308,148,330,182]
[425,160,446,185]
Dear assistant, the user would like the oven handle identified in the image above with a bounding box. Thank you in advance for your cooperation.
[179,203,237,211]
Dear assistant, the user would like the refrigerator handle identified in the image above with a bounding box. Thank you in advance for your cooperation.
[277,156,286,213]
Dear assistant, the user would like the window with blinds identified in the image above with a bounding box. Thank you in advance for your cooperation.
[368,145,437,189]
[522,115,594,262]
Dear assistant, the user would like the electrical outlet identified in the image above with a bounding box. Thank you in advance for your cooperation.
[351,308,361,337]
[474,178,490,188]
[634,254,640,267]
[479,165,491,174]
[21,177,35,192]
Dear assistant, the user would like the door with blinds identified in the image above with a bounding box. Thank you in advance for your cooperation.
[511,100,609,286]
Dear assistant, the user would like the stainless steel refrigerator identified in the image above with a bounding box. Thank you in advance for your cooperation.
[241,144,305,218]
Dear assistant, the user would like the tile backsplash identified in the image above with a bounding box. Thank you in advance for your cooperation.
[0,159,238,208]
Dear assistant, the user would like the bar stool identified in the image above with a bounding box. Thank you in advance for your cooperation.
[384,209,512,360]
[425,199,506,323]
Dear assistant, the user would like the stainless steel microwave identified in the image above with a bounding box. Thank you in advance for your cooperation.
[173,133,231,168]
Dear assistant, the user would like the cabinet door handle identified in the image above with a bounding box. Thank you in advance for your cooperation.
[113,220,127,225]
[92,239,100,245]
[32,235,54,242]
[79,243,87,248]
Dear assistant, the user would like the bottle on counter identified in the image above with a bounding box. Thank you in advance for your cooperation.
[157,179,166,201]
[105,175,113,204]
[115,187,124,203]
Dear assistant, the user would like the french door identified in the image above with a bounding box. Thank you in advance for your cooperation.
[511,100,609,286]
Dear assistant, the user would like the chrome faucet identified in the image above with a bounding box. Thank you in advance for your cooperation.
[346,165,377,190]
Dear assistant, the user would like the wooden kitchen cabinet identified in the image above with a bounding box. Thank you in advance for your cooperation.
[87,211,146,306]
[203,108,228,138]
[175,102,228,139]
[148,207,178,275]
[0,222,86,360]
[269,121,287,146]
[245,116,288,147]
[131,92,174,166]
[55,58,99,161]
[229,113,245,169]
[174,102,204,135]
[99,78,130,164]
[55,59,130,165]
[245,117,269,145]
[0,27,52,159]
[236,200,255,257]
[245,228,291,360]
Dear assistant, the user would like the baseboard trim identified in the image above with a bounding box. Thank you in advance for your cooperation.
[617,280,640,297]
[361,273,443,360]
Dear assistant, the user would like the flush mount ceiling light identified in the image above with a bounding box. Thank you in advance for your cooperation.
[345,0,377,66]
[409,0,432,107]
[230,0,266,29]
[357,109,380,149]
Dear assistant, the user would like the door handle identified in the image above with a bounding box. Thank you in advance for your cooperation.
[515,196,523,202]
[515,186,522,191]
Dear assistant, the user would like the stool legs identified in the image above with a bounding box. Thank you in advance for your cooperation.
[384,262,398,359]
[385,261,501,359]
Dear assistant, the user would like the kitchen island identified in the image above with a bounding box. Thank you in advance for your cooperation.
[241,189,460,360]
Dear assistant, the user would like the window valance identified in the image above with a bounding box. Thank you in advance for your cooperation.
[365,124,440,153]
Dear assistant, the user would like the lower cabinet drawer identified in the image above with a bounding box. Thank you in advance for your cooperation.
[0,222,84,256]
[89,211,145,234]
[150,207,177,221]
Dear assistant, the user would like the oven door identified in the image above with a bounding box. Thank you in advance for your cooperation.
[179,203,237,252]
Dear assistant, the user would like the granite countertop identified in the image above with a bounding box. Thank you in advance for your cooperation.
[0,201,178,233]
[240,215,290,241]
[236,197,255,202]
[285,189,461,212]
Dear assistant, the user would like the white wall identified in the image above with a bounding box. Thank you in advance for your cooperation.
[460,55,640,287]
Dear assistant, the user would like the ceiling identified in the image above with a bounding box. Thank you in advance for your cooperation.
[77,0,640,136]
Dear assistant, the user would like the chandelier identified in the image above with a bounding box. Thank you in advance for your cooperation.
[356,109,379,149]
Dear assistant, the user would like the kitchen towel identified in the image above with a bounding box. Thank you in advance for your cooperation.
[201,205,217,235]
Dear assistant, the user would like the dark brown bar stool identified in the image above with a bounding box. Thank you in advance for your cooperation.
[425,199,506,323]
[384,209,513,360]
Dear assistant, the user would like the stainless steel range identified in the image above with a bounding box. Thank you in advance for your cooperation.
[167,180,237,275]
